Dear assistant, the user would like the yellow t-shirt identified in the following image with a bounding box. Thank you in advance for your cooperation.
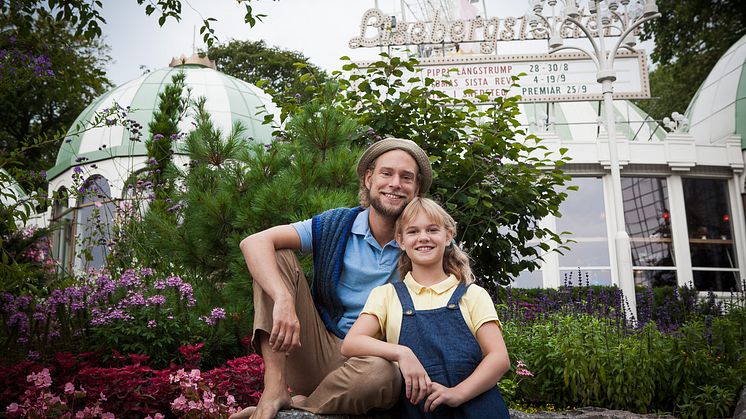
[360,272,502,345]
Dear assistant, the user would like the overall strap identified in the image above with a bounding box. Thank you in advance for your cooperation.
[446,282,468,309]
[392,281,416,316]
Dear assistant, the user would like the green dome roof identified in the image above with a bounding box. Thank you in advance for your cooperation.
[686,34,746,146]
[48,64,277,180]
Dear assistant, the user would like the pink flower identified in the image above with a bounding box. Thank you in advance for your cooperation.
[154,414,165,419]
[6,403,20,413]
[64,382,75,394]
[515,360,534,377]
[171,395,188,411]
[101,413,115,419]
[27,368,53,388]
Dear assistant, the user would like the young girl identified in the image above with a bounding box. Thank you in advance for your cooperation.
[341,197,510,418]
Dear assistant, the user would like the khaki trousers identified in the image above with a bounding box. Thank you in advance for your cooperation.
[252,249,402,414]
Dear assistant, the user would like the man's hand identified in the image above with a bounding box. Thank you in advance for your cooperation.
[396,346,431,405]
[423,382,466,412]
[269,296,301,353]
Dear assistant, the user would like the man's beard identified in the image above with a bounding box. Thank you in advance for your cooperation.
[369,193,409,219]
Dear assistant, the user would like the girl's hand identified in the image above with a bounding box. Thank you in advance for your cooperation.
[396,346,431,405]
[423,382,466,412]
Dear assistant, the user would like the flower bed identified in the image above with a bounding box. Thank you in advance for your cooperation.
[1,348,263,417]
[497,281,746,419]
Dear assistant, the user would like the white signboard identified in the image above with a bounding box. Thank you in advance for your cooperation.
[349,8,638,55]
[414,51,650,103]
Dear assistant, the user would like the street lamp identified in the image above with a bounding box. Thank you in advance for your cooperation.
[530,0,660,318]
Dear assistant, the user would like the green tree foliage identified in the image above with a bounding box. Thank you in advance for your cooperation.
[130,54,571,296]
[1,0,265,47]
[129,82,361,330]
[334,55,572,287]
[207,39,328,102]
[0,11,111,190]
[637,0,746,120]
[145,71,187,206]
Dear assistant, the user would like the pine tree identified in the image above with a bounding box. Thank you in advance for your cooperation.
[145,71,187,209]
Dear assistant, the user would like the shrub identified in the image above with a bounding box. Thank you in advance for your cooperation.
[501,284,746,417]
[0,267,242,368]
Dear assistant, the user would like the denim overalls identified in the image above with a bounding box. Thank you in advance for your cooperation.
[393,281,510,418]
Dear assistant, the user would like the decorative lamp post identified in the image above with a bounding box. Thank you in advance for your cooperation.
[530,0,660,318]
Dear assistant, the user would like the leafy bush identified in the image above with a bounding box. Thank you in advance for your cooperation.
[0,267,246,368]
[501,283,746,417]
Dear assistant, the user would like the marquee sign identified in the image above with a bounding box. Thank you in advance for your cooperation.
[349,8,631,55]
[413,51,650,102]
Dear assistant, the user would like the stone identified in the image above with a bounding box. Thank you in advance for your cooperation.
[733,385,746,419]
[508,407,677,419]
[274,410,393,419]
[271,407,678,418]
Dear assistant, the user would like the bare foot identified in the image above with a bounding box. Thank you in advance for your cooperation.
[229,388,292,419]
[229,394,307,419]
[291,395,307,406]
[228,405,256,419]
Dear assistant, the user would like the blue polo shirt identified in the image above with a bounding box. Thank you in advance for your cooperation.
[292,208,401,335]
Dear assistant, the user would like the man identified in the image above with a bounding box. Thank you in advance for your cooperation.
[233,138,433,419]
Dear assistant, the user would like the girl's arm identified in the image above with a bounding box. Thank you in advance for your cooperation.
[423,321,509,412]
[341,313,432,405]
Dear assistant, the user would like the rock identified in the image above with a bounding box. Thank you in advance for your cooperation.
[507,407,677,419]
[272,407,676,418]
[733,385,746,419]
[273,409,393,419]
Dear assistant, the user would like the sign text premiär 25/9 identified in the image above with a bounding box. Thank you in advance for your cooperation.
[413,52,648,103]
[349,8,639,55]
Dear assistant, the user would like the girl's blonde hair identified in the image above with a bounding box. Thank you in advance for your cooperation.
[395,197,474,284]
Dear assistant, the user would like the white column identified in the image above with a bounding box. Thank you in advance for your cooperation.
[667,174,693,287]
[728,173,746,285]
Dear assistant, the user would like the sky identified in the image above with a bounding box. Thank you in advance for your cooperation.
[100,0,556,87]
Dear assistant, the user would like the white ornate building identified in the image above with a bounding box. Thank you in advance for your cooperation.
[512,34,746,294]
[42,54,278,273]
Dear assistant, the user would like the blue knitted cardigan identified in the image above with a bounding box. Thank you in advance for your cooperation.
[311,206,365,339]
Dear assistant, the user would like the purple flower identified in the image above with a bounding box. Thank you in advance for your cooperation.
[15,296,31,308]
[8,312,30,333]
[200,307,227,326]
[166,276,182,287]
[211,307,226,319]
[146,295,166,306]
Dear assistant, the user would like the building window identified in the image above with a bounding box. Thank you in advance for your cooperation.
[512,269,543,288]
[682,178,738,292]
[76,175,116,270]
[51,187,75,275]
[622,177,676,287]
[556,177,611,285]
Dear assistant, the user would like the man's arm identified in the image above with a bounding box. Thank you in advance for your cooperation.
[240,225,303,354]
[342,313,432,405]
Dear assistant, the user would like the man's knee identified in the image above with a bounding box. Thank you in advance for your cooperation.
[349,356,402,396]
